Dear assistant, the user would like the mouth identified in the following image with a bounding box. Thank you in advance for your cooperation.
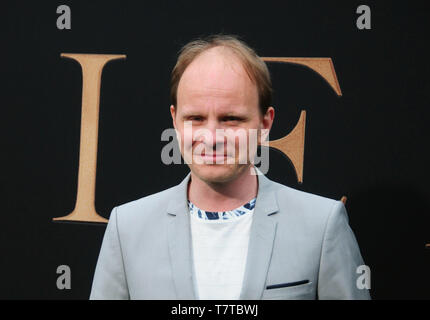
[196,152,230,163]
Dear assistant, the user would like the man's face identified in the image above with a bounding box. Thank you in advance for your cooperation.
[171,46,274,184]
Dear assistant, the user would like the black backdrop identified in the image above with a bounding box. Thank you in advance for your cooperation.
[1,0,429,299]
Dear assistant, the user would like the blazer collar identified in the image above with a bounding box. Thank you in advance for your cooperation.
[166,168,279,216]
[166,167,279,300]
[239,168,279,299]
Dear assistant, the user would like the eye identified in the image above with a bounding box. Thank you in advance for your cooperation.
[222,116,243,122]
[188,116,204,122]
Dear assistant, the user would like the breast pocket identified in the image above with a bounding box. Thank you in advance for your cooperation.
[262,281,314,300]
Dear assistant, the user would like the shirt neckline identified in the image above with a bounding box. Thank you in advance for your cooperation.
[187,198,256,222]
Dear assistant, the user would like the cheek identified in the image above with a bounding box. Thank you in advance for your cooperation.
[175,122,194,151]
[224,129,249,157]
[234,130,248,147]
[183,129,193,148]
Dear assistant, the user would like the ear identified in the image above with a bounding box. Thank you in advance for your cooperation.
[260,106,275,142]
[170,105,177,129]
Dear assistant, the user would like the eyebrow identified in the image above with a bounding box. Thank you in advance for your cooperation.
[180,112,204,118]
[180,112,247,119]
[221,112,247,117]
[178,105,249,118]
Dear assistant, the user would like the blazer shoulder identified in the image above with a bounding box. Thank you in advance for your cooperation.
[112,184,179,222]
[268,178,341,221]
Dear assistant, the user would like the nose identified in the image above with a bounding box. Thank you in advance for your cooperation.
[195,119,225,150]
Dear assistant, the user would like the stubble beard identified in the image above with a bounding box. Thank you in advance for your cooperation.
[188,161,252,186]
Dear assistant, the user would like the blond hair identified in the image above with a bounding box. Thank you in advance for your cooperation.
[170,34,272,114]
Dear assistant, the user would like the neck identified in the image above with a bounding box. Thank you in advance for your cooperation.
[188,165,258,212]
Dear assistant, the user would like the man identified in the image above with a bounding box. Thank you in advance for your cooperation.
[90,35,371,300]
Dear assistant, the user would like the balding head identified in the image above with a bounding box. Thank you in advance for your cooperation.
[170,35,272,115]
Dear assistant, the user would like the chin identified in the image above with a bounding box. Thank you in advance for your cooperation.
[190,164,247,184]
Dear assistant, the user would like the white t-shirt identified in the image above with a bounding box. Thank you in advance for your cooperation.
[188,198,256,300]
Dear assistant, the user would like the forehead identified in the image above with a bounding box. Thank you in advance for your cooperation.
[177,47,258,109]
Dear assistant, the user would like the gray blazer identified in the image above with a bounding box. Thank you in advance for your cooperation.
[90,171,371,300]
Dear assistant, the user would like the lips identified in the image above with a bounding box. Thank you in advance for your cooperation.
[201,153,227,160]
[201,152,226,157]
[196,151,230,163]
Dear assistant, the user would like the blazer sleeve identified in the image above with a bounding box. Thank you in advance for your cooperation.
[89,207,130,300]
[317,201,371,300]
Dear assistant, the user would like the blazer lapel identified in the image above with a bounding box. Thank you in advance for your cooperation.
[166,169,279,300]
[166,173,196,300]
[239,171,279,300]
